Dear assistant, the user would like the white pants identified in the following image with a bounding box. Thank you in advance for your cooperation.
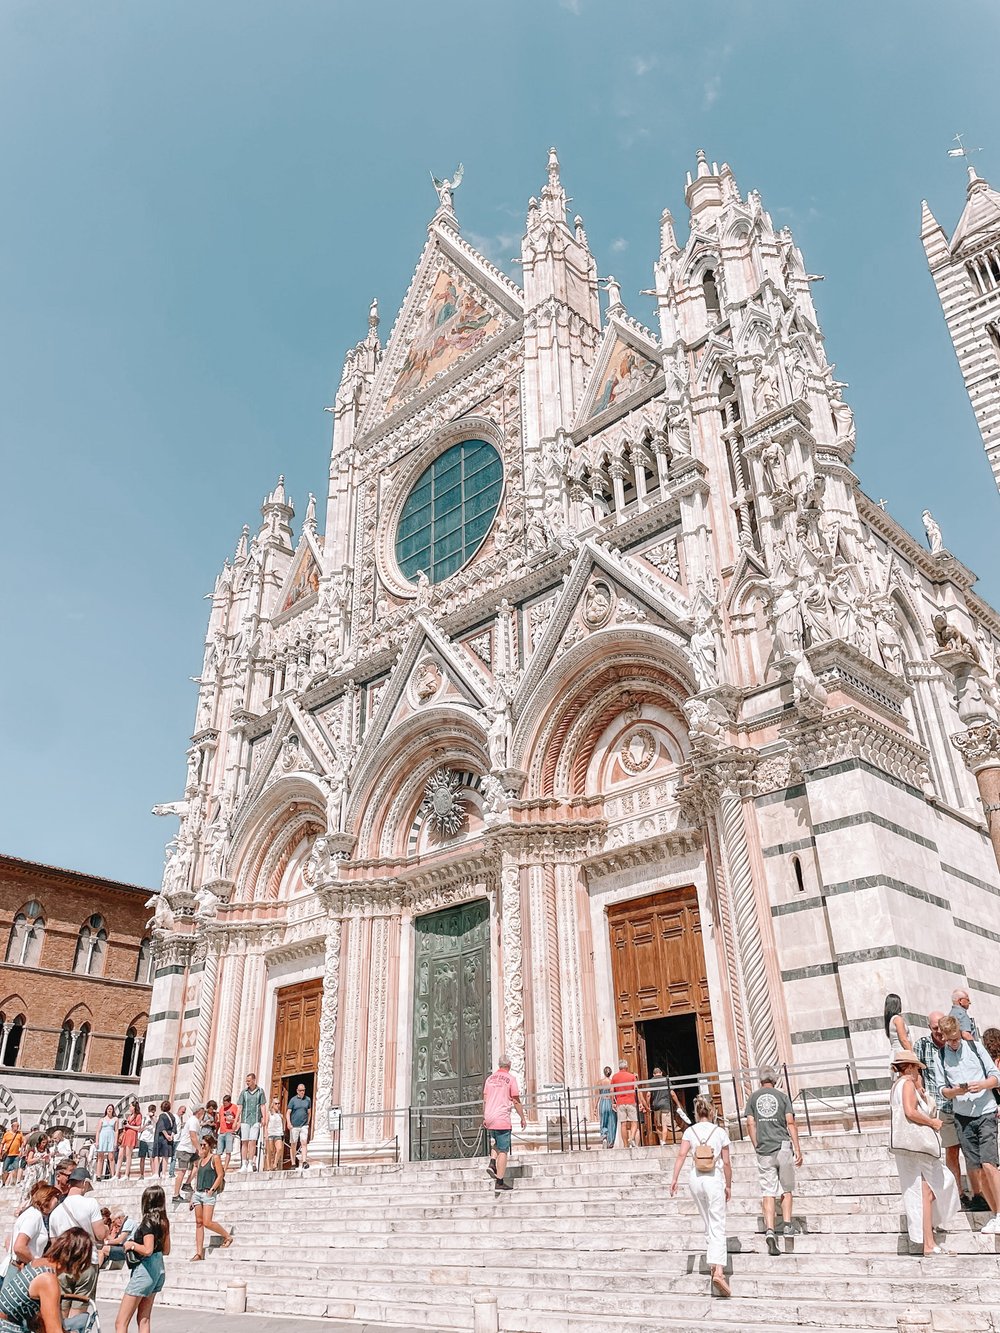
[893,1149,960,1244]
[689,1167,728,1267]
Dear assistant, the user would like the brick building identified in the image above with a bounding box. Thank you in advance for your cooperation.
[0,853,154,1138]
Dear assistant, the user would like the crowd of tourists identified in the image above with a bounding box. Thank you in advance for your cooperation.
[480,982,1000,1299]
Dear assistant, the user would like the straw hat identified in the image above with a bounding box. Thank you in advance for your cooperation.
[890,1050,925,1069]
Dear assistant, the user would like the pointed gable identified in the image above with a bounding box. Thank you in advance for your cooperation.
[575,317,662,428]
[274,532,322,619]
[362,222,523,430]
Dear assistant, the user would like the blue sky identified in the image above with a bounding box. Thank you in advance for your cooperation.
[2,0,998,887]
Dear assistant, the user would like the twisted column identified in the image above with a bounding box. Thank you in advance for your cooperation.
[188,948,219,1103]
[719,793,778,1068]
[499,862,525,1096]
[315,918,343,1117]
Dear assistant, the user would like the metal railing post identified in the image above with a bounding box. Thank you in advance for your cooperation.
[733,1074,744,1140]
[782,1062,792,1100]
[558,1091,565,1153]
[847,1064,860,1133]
[801,1089,812,1136]
[418,1108,424,1161]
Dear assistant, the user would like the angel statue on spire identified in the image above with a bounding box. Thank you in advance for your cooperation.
[431,164,464,211]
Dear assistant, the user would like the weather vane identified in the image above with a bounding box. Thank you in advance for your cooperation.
[947,133,982,166]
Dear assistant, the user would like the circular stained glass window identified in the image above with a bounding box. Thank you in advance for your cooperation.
[395,439,503,585]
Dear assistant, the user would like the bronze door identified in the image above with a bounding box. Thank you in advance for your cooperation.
[608,886,717,1136]
[410,899,491,1159]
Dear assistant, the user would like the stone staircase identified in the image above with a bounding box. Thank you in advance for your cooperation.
[7,1132,1000,1332]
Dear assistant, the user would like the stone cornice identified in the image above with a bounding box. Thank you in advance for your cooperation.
[857,492,978,592]
[807,639,909,719]
[583,827,702,878]
[789,706,930,789]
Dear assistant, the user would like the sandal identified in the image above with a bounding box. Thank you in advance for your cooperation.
[221,1235,235,1248]
[190,1253,204,1262]
[711,1274,731,1298]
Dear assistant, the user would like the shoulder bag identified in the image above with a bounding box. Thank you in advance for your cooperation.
[889,1082,941,1157]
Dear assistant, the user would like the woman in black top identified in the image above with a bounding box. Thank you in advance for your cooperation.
[190,1134,234,1261]
[115,1184,171,1332]
[151,1101,174,1180]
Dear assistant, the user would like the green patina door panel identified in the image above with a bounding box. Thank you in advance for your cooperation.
[411,898,491,1159]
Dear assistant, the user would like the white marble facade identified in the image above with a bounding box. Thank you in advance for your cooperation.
[141,150,1000,1146]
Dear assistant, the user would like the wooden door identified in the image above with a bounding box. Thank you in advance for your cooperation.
[608,887,717,1084]
[410,898,491,1160]
[269,978,322,1113]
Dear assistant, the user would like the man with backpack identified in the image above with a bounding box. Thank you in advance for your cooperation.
[745,1068,803,1256]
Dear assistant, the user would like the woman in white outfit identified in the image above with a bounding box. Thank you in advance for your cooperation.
[889,1049,959,1255]
[669,1094,732,1297]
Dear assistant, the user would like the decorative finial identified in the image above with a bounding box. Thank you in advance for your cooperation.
[547,146,561,188]
[235,524,249,561]
[696,148,710,178]
[574,215,587,246]
[304,493,317,531]
[430,164,464,213]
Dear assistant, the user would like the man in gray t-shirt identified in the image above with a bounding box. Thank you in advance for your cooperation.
[285,1084,312,1171]
[745,1068,803,1254]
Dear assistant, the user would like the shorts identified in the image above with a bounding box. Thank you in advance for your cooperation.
[61,1262,99,1303]
[955,1110,999,1170]
[218,1132,235,1153]
[240,1123,260,1142]
[291,1125,309,1147]
[2,1155,19,1173]
[488,1129,511,1153]
[191,1190,220,1207]
[138,1140,153,1159]
[617,1104,638,1123]
[267,1135,283,1143]
[124,1252,165,1297]
[940,1111,959,1151]
[756,1143,796,1197]
[174,1150,195,1170]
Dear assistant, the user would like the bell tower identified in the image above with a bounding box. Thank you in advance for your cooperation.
[922,164,1000,493]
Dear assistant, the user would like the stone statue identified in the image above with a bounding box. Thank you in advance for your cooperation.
[303,835,335,888]
[415,661,440,702]
[415,569,432,609]
[800,568,835,645]
[666,402,692,454]
[146,892,174,934]
[683,696,729,742]
[760,439,790,496]
[194,885,220,919]
[790,650,828,717]
[602,275,623,308]
[204,807,231,880]
[874,606,903,675]
[829,568,863,647]
[583,582,613,628]
[752,356,782,417]
[787,344,808,401]
[430,163,463,211]
[484,701,512,771]
[795,476,825,552]
[184,748,201,795]
[689,606,721,690]
[933,613,980,664]
[770,574,804,660]
[922,509,944,555]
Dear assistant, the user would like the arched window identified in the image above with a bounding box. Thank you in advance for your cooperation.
[55,1020,73,1072]
[703,268,721,317]
[5,902,45,967]
[120,1025,145,1077]
[134,937,153,985]
[71,1023,90,1073]
[1,1015,25,1068]
[73,916,107,977]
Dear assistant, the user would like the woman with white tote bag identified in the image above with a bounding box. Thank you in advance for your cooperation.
[889,1049,959,1255]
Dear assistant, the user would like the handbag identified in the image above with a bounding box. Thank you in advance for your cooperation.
[890,1084,941,1157]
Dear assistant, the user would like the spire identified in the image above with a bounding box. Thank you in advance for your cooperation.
[685,148,723,219]
[949,164,1000,252]
[920,198,950,266]
[540,146,568,224]
[234,524,249,563]
[303,492,317,533]
[696,148,710,178]
[265,474,287,508]
[659,208,678,260]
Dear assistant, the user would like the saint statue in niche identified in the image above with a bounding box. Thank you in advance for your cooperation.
[583,580,614,629]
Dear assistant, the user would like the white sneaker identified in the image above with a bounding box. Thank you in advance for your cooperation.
[980,1215,1000,1234]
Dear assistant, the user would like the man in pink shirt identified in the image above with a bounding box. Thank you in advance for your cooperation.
[483,1056,525,1194]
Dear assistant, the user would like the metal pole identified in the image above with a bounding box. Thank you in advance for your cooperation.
[782,1062,792,1100]
[558,1091,565,1153]
[407,1107,412,1163]
[847,1064,860,1133]
[801,1089,812,1136]
[419,1108,424,1161]
[733,1075,744,1140]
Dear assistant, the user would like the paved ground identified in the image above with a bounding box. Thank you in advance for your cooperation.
[98,1303,434,1333]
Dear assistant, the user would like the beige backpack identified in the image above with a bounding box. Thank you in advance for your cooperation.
[692,1125,717,1173]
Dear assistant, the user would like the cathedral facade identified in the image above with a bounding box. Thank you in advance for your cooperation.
[141,150,1000,1158]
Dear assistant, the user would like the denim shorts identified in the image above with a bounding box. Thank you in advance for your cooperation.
[217,1132,235,1153]
[488,1129,511,1153]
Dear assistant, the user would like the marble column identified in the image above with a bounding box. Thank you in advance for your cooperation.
[499,860,526,1096]
[526,864,563,1096]
[219,953,246,1097]
[188,947,219,1103]
[553,861,591,1096]
[953,721,1000,872]
[309,917,343,1162]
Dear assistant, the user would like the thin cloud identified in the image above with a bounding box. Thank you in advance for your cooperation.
[632,56,657,77]
[558,0,582,13]
[611,237,629,253]
[703,74,721,108]
[466,230,521,265]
